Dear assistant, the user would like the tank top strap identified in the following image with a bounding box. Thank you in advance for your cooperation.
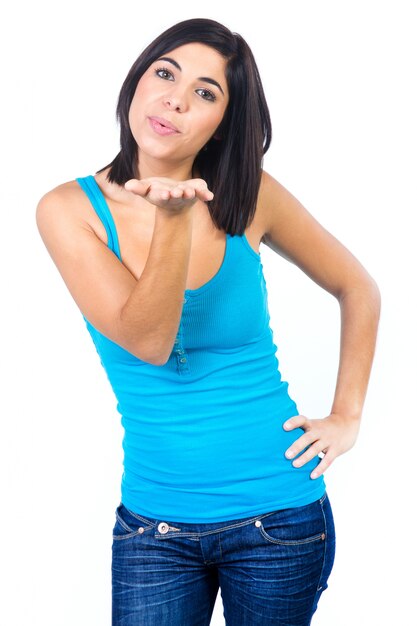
[75,175,121,260]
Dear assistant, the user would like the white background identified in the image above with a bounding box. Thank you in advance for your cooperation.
[2,1,416,624]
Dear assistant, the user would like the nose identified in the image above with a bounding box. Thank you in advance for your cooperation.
[163,88,188,113]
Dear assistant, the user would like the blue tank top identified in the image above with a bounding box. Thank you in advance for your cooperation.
[76,175,325,522]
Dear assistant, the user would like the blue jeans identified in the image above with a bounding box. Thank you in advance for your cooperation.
[112,492,335,625]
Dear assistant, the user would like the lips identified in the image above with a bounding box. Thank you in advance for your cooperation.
[148,116,180,132]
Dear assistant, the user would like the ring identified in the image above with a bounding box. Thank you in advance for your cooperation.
[318,451,325,459]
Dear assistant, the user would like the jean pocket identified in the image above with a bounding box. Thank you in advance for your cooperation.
[256,499,327,546]
[112,503,154,541]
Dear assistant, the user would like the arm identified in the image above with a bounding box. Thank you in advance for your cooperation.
[36,177,213,365]
[258,171,381,478]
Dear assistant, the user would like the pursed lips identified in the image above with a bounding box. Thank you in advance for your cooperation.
[148,116,180,133]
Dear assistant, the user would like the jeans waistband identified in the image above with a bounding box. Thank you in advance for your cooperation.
[122,493,327,539]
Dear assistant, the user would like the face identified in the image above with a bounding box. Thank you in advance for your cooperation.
[128,42,230,171]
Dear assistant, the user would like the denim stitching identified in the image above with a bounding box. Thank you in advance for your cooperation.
[115,512,135,533]
[315,493,328,592]
[153,509,281,539]
[113,510,277,541]
[259,528,326,546]
[115,499,329,540]
[319,492,327,505]
[113,506,155,540]
[124,507,158,528]
[113,529,144,541]
[257,496,327,545]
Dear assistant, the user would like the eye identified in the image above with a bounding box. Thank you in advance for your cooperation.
[154,67,174,80]
[196,88,216,102]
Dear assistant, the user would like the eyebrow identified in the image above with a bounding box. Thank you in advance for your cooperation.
[155,56,225,96]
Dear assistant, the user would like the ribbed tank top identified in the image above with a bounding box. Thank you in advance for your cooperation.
[76,175,325,522]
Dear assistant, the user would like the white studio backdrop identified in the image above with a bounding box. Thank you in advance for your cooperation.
[1,1,416,624]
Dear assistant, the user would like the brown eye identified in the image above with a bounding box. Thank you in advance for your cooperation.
[155,67,174,80]
[196,88,216,102]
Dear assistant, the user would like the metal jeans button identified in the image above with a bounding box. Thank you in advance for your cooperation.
[158,522,169,534]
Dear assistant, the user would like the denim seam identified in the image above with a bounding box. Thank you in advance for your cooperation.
[316,494,328,592]
[319,492,327,505]
[124,507,158,527]
[113,530,144,541]
[115,513,135,533]
[258,528,326,546]
[152,509,281,539]
[115,500,329,540]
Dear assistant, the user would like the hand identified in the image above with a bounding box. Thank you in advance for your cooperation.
[283,412,361,479]
[124,176,214,213]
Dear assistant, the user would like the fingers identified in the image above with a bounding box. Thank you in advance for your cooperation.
[124,179,152,196]
[283,414,331,479]
[284,430,316,461]
[283,414,350,480]
[290,441,327,468]
[193,182,214,202]
[283,415,309,431]
[124,177,214,203]
[310,453,334,480]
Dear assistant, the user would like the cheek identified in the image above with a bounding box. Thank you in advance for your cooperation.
[128,81,150,121]
[198,110,226,141]
[128,93,148,138]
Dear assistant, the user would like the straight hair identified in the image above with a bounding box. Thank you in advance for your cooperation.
[96,18,272,236]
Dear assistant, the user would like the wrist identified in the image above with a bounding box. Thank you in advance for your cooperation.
[329,407,362,422]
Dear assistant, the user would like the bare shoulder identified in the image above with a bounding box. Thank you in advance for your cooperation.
[257,168,329,254]
[36,179,106,248]
[257,169,298,240]
[36,179,87,226]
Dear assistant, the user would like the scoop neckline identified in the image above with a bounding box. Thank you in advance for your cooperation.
[185,233,231,296]
[84,175,261,297]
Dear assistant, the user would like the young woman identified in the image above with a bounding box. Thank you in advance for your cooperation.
[36,17,381,626]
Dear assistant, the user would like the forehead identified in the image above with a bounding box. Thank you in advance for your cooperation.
[156,42,228,76]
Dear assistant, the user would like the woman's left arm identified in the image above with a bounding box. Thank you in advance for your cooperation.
[258,171,381,479]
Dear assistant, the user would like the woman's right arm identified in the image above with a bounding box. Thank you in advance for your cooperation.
[36,177,212,365]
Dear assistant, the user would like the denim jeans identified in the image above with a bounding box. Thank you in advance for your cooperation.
[112,492,335,625]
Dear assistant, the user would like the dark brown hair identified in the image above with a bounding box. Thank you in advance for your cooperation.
[97,18,272,235]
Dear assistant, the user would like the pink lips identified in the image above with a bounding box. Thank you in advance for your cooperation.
[148,116,180,136]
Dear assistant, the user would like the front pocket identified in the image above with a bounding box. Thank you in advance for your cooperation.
[112,503,154,541]
[255,499,327,546]
[258,521,326,545]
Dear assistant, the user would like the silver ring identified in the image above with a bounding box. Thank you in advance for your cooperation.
[318,451,325,459]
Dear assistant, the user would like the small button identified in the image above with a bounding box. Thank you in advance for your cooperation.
[255,520,261,527]
[158,522,169,534]
[138,527,144,534]
[180,357,187,363]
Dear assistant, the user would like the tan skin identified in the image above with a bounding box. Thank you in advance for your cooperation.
[36,42,381,481]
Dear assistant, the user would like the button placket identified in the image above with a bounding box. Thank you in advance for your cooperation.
[173,316,190,375]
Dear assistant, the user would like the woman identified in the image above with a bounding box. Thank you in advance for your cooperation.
[36,17,381,626]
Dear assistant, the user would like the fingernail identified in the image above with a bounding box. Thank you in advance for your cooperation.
[286,450,294,459]
[311,471,318,479]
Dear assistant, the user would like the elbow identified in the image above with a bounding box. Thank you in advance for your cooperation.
[128,340,171,367]
[338,274,382,313]
[146,350,170,366]
[363,275,382,309]
[117,312,171,366]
